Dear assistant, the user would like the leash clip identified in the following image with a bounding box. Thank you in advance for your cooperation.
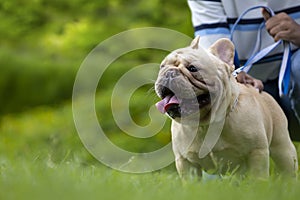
[232,67,242,78]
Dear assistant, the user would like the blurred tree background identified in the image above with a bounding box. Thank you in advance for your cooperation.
[0,0,193,165]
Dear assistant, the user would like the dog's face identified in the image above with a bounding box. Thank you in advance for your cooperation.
[155,37,235,124]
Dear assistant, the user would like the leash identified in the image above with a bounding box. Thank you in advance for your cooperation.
[230,6,292,97]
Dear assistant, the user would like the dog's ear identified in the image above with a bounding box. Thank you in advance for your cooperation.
[209,38,235,70]
[190,36,200,49]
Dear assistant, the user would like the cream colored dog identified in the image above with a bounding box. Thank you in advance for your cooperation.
[155,36,298,178]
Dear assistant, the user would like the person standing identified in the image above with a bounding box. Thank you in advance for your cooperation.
[187,0,300,140]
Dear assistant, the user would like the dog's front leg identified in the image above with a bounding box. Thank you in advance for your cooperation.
[175,155,202,179]
[247,148,270,178]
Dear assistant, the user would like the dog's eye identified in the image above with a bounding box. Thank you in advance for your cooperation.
[187,65,198,72]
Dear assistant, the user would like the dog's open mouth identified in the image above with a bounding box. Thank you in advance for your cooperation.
[156,90,211,118]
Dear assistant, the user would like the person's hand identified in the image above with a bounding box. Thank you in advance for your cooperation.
[236,71,264,92]
[262,8,300,47]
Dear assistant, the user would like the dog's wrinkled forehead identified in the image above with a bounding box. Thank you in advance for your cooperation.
[161,37,235,74]
[162,46,212,68]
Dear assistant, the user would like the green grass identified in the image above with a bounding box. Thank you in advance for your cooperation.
[0,102,300,200]
[1,157,300,200]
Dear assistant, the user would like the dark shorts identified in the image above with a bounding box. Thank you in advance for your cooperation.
[264,78,300,141]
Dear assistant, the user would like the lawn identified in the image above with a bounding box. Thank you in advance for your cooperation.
[0,104,299,200]
[1,155,300,200]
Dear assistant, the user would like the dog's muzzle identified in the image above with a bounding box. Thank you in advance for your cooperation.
[155,87,211,119]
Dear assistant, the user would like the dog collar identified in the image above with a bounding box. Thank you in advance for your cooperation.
[230,96,239,112]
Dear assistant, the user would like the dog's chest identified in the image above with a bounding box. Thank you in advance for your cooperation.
[172,122,248,174]
[185,138,246,173]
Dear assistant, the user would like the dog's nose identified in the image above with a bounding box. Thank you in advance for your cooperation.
[165,69,180,78]
[166,104,181,119]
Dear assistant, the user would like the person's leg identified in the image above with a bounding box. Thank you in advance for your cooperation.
[290,49,300,124]
[279,96,300,141]
[263,79,280,101]
[264,79,300,141]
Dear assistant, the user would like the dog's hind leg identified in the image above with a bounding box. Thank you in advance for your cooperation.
[270,139,298,177]
[269,117,298,177]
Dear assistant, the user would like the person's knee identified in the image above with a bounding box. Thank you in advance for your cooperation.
[291,49,300,77]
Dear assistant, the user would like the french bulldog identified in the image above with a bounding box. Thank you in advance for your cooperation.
[155,36,298,178]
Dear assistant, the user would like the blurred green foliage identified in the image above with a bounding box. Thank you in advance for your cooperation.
[0,0,193,113]
[0,0,192,164]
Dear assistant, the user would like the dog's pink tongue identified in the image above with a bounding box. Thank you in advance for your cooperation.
[156,95,179,114]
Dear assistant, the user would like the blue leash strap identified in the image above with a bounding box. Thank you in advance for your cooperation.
[279,41,292,96]
[230,6,275,41]
[231,5,292,96]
